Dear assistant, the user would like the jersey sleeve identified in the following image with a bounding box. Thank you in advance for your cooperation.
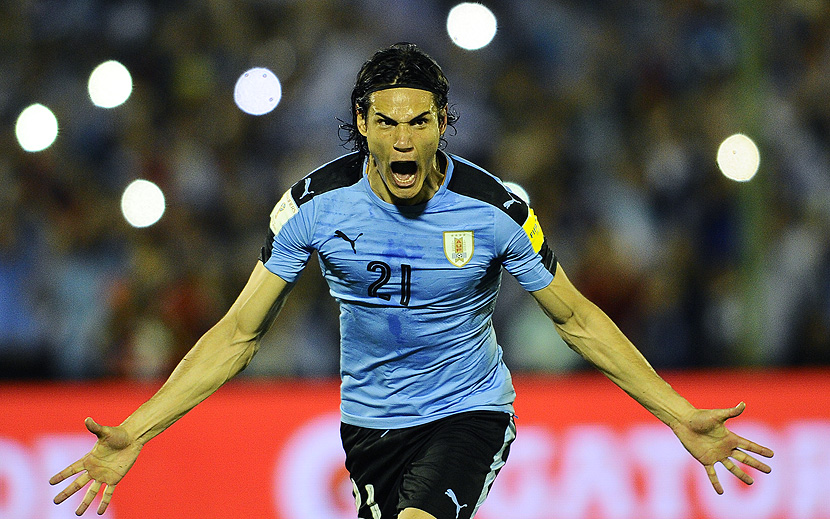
[259,187,314,283]
[496,201,557,292]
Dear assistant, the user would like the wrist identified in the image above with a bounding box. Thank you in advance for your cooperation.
[119,411,159,447]
[666,403,698,433]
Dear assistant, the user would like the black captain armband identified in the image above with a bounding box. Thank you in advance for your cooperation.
[260,229,276,263]
[539,240,557,275]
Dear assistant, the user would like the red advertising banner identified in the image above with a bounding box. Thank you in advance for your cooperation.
[0,369,827,519]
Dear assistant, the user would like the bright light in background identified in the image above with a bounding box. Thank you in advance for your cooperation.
[121,179,165,228]
[503,181,530,204]
[234,67,282,115]
[15,103,59,152]
[88,60,133,108]
[717,133,760,182]
[447,2,498,50]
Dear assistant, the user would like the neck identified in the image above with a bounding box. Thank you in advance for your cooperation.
[368,152,446,206]
[418,156,445,201]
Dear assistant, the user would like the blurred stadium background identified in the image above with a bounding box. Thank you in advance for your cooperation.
[1,1,829,518]
[3,0,830,380]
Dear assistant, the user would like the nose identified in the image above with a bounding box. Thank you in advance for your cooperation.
[393,124,413,151]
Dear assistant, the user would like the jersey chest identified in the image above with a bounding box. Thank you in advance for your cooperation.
[311,201,499,307]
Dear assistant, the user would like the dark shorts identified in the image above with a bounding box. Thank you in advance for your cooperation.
[341,411,516,519]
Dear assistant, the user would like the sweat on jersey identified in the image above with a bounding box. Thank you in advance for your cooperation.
[260,151,557,429]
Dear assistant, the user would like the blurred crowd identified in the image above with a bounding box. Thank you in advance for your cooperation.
[1,0,829,380]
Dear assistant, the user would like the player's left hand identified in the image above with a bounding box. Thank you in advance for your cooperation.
[672,402,774,494]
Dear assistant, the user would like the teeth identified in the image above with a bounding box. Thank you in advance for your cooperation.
[389,161,417,188]
[392,172,416,187]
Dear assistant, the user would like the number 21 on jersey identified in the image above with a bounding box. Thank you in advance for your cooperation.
[367,261,411,306]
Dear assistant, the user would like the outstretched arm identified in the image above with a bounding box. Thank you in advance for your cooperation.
[531,263,773,494]
[50,261,292,515]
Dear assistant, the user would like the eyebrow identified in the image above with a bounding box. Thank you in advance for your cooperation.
[373,110,432,124]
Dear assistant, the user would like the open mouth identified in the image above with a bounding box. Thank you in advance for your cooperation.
[390,161,418,187]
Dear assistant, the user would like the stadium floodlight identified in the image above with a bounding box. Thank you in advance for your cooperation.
[447,3,498,51]
[15,103,59,152]
[121,179,166,228]
[234,67,282,115]
[88,60,133,108]
[717,133,760,182]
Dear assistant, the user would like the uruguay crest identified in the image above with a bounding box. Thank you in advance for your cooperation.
[443,231,474,267]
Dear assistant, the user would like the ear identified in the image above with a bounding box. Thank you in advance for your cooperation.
[356,106,368,136]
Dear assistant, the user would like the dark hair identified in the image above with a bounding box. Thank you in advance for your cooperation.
[340,43,459,155]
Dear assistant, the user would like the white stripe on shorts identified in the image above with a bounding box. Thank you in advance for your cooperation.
[471,414,517,517]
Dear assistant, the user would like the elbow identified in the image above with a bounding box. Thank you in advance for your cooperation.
[230,324,261,360]
[553,304,601,355]
[213,311,261,371]
[552,300,592,341]
[236,341,260,373]
[224,302,265,346]
[221,329,260,379]
[240,331,262,362]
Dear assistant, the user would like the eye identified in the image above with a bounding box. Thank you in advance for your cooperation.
[376,117,395,128]
[411,117,428,127]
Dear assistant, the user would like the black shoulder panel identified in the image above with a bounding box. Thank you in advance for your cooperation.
[290,152,364,207]
[446,158,529,226]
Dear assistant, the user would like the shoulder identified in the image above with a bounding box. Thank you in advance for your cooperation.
[446,154,528,226]
[267,152,363,238]
[290,152,364,207]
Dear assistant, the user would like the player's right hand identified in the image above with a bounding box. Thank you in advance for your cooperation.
[49,417,143,515]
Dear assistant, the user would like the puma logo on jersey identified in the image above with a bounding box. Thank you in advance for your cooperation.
[445,489,468,519]
[300,178,315,199]
[335,230,363,253]
[503,197,519,209]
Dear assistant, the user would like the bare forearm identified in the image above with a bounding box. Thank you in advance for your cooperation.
[120,317,257,445]
[117,264,290,446]
[553,301,695,428]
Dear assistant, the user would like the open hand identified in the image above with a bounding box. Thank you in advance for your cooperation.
[672,402,774,494]
[49,417,142,515]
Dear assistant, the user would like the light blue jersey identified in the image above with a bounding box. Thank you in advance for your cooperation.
[261,151,556,428]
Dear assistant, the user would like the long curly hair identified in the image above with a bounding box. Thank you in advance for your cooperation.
[339,43,459,155]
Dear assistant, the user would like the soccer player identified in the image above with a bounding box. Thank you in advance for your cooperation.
[51,43,773,518]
